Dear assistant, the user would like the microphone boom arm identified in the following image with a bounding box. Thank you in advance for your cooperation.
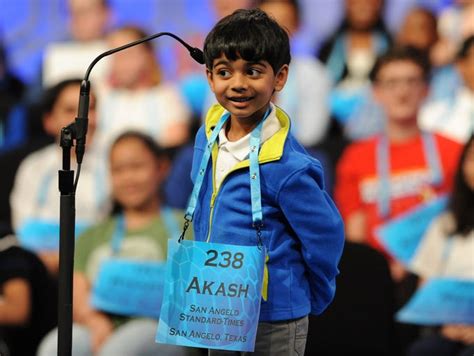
[84,31,204,81]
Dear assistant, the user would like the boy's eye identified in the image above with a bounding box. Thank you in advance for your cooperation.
[247,68,261,76]
[216,69,231,77]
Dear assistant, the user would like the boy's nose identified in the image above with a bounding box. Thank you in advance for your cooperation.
[231,73,248,92]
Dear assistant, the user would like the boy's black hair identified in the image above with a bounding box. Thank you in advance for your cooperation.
[369,45,431,82]
[204,8,291,73]
[457,34,474,60]
[41,78,82,114]
[449,134,474,236]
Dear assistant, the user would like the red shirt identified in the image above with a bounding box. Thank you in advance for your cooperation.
[335,133,463,254]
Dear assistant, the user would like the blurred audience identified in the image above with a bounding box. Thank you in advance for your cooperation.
[0,235,58,356]
[430,0,474,68]
[212,0,256,19]
[343,5,439,142]
[428,0,474,103]
[407,135,474,356]
[396,6,438,59]
[258,0,332,147]
[37,131,197,356]
[318,0,391,127]
[335,46,463,353]
[0,42,27,153]
[335,46,462,272]
[42,0,111,88]
[419,35,474,144]
[10,79,110,275]
[95,26,191,149]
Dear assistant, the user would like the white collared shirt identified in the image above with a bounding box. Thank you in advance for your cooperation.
[215,104,281,189]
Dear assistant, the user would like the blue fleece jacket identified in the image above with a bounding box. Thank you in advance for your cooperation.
[191,104,344,322]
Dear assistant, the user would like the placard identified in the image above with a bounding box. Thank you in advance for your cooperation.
[397,278,474,325]
[156,239,265,352]
[376,196,448,264]
[17,219,88,251]
[91,259,166,318]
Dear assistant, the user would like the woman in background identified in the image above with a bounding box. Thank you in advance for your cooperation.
[408,135,474,356]
[38,131,199,356]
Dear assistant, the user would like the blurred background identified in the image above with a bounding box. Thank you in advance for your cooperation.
[1,1,473,355]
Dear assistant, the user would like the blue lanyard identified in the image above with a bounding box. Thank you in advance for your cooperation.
[376,132,442,218]
[180,107,272,246]
[111,206,180,255]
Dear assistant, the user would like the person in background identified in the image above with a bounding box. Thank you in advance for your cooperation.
[430,0,474,69]
[318,0,391,126]
[335,46,462,265]
[427,1,474,104]
[343,5,438,142]
[95,26,191,149]
[419,35,474,144]
[334,46,463,353]
[41,0,111,88]
[0,234,58,356]
[257,0,332,148]
[10,78,110,275]
[407,135,474,356]
[37,131,198,356]
[0,41,27,153]
[396,6,438,60]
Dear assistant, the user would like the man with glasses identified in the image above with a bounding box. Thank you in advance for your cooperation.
[334,46,463,353]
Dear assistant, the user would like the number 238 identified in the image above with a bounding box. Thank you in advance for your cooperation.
[204,250,244,269]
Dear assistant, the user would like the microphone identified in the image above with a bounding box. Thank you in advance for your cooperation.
[74,32,204,165]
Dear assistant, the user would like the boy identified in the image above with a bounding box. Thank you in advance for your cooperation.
[191,9,344,355]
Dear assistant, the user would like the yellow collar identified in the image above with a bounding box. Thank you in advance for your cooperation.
[204,104,290,164]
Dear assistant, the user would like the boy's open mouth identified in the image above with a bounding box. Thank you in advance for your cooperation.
[228,96,253,102]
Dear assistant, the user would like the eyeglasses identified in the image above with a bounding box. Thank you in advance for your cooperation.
[375,77,426,90]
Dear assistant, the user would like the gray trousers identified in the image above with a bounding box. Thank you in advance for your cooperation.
[209,316,308,356]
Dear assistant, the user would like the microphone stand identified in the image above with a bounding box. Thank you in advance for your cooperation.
[57,32,204,356]
[57,125,75,356]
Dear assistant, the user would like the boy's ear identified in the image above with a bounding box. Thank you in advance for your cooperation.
[206,69,216,93]
[274,65,289,92]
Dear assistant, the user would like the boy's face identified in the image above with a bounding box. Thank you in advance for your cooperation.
[207,54,288,123]
[373,60,428,124]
